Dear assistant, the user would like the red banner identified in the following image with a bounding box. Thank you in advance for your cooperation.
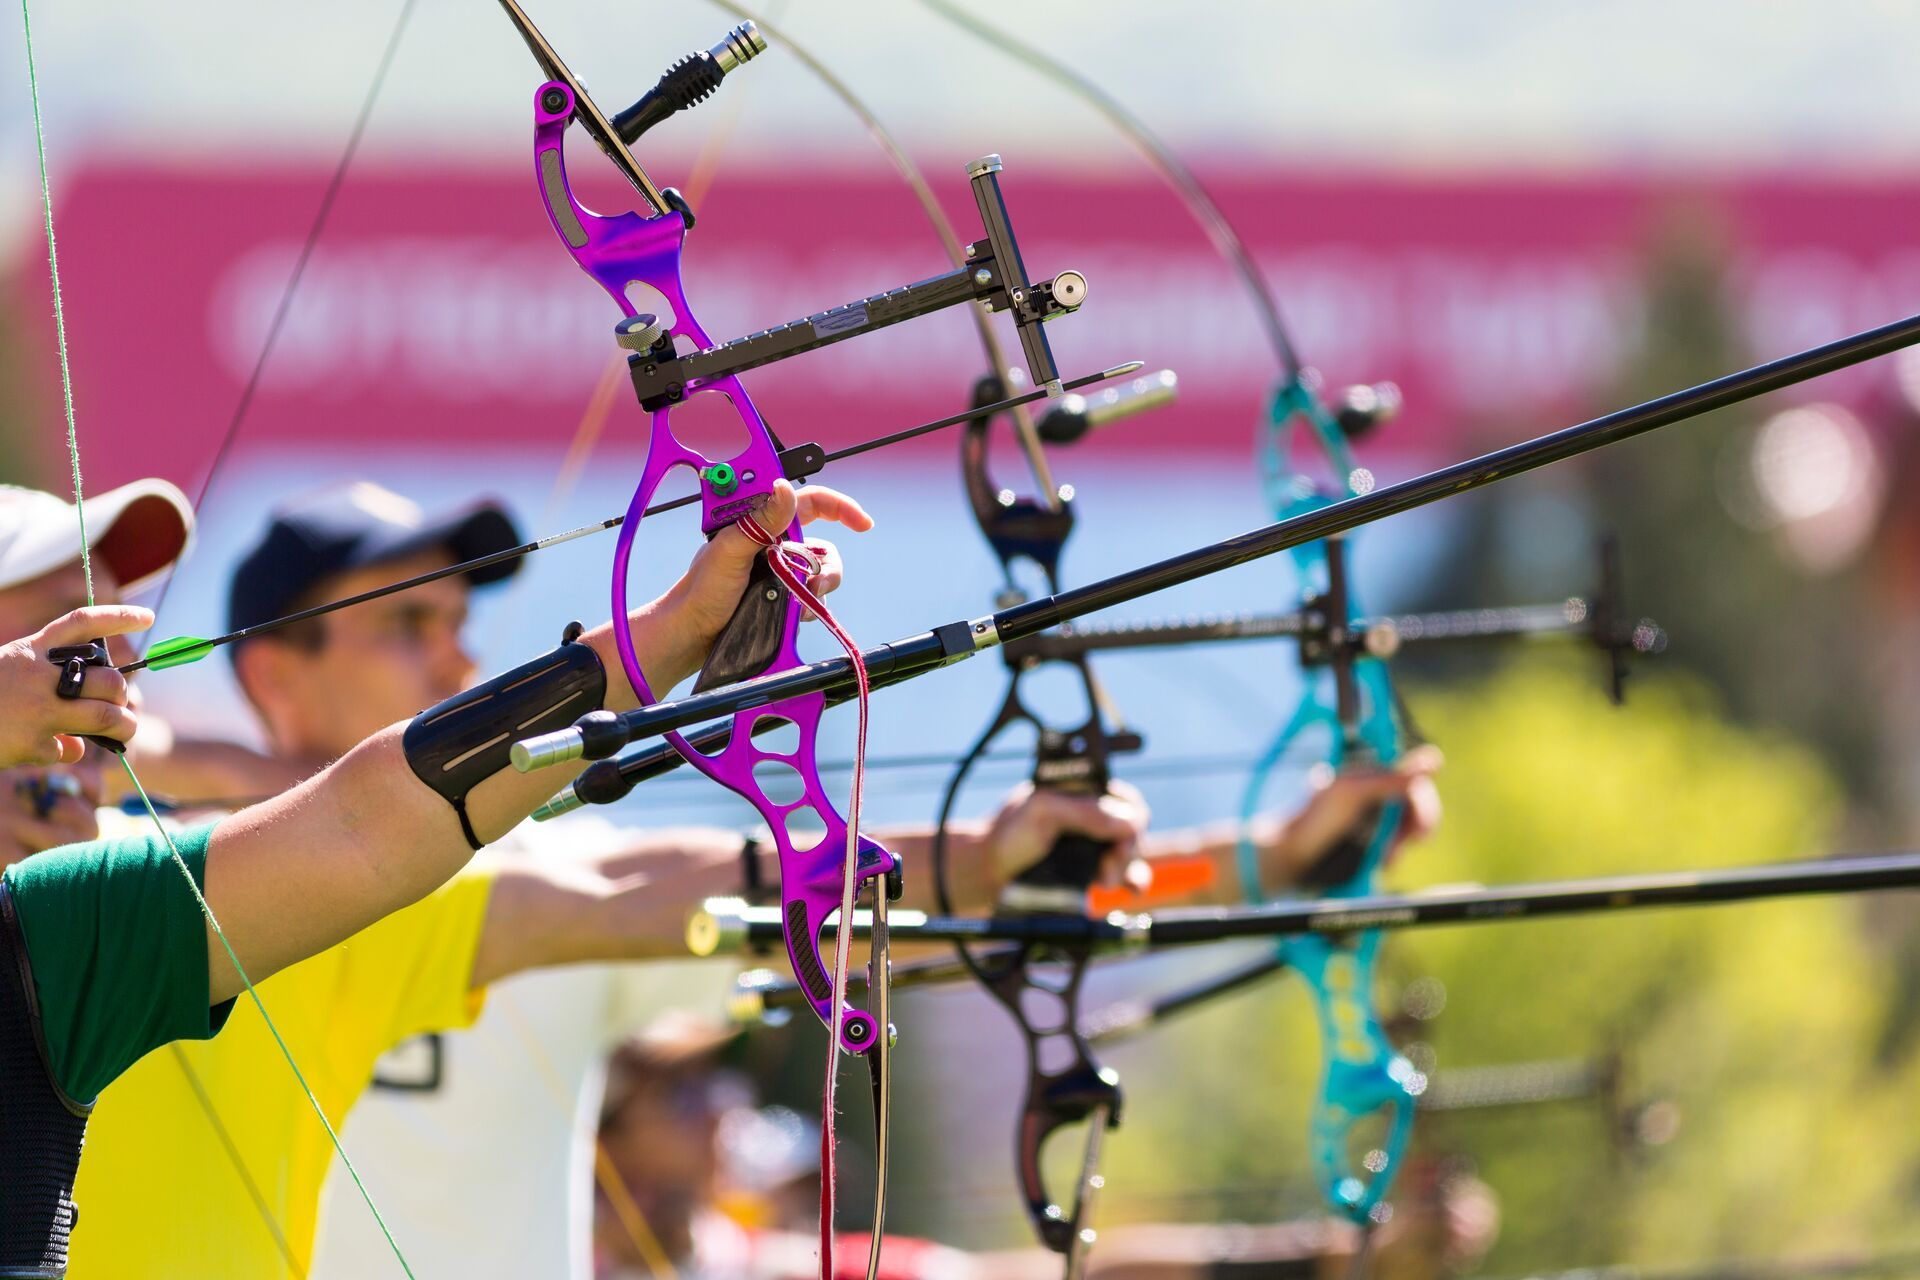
[11,161,1920,493]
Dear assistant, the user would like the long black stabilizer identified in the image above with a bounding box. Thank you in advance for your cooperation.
[691,851,1920,954]
[528,309,1920,765]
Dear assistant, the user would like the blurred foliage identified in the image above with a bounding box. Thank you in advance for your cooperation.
[1089,660,1919,1271]
[1411,206,1920,1114]
[1414,211,1889,832]
[1588,215,1886,825]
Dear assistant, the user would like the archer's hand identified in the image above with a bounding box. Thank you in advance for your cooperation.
[644,482,873,690]
[1262,744,1443,889]
[0,761,104,870]
[0,606,150,768]
[985,780,1152,895]
[1364,1161,1500,1280]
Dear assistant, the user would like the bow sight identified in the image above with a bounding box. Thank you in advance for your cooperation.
[618,155,1090,414]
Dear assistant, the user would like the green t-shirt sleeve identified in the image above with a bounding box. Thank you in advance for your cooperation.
[3,820,234,1104]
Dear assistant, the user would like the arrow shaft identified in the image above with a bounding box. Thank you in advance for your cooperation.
[588,308,1920,756]
[119,362,1139,674]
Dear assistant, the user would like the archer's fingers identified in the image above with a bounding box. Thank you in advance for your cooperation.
[18,737,73,769]
[1017,789,1142,890]
[74,662,131,707]
[1116,854,1153,894]
[1095,827,1150,888]
[1397,744,1444,777]
[1331,747,1445,804]
[1400,773,1443,842]
[1103,779,1151,829]
[1042,788,1147,847]
[36,604,154,649]
[705,484,799,572]
[1098,848,1154,892]
[8,807,98,856]
[800,539,844,598]
[735,481,800,539]
[60,698,137,746]
[794,485,874,532]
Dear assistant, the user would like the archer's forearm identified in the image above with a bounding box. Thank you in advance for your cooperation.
[200,602,706,1003]
[469,828,745,983]
[112,732,310,807]
[586,583,712,713]
[200,727,497,1002]
[411,594,725,849]
[852,821,997,915]
[1132,814,1291,908]
[205,729,606,1004]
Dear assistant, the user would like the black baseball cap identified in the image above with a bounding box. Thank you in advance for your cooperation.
[226,482,523,639]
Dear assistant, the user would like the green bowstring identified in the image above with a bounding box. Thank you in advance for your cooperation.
[17,3,415,1275]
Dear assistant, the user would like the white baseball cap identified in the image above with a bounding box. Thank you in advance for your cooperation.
[0,480,194,596]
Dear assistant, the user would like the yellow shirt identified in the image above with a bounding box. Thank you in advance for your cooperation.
[69,867,495,1278]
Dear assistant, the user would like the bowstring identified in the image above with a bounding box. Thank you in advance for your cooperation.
[168,1044,310,1277]
[19,2,88,599]
[17,3,416,1275]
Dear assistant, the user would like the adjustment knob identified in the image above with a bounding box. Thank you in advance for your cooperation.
[711,21,768,73]
[1050,270,1088,311]
[699,462,739,497]
[1362,621,1402,659]
[615,313,667,353]
[1336,381,1403,440]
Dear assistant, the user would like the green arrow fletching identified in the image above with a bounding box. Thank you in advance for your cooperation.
[141,636,215,670]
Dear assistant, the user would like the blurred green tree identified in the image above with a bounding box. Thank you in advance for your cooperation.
[1090,661,1917,1271]
[1419,211,1888,824]
[1589,214,1886,822]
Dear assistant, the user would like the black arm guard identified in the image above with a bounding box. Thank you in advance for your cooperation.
[404,622,607,849]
